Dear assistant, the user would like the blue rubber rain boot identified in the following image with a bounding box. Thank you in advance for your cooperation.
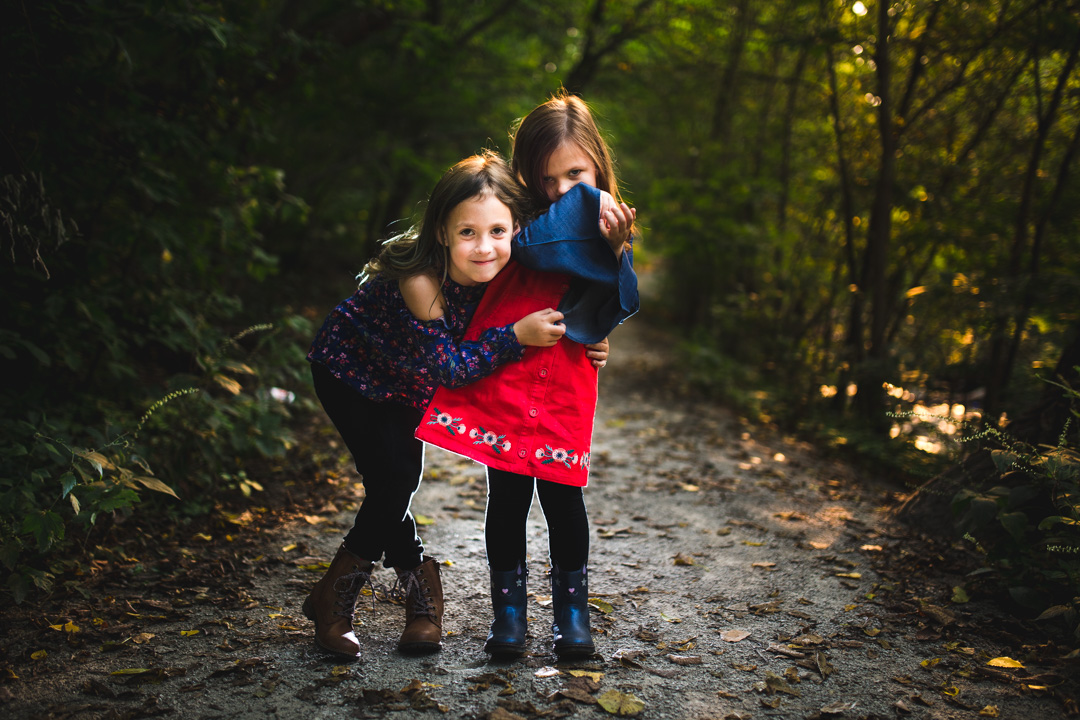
[550,564,595,658]
[484,564,528,656]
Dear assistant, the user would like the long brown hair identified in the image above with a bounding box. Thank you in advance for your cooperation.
[362,150,527,283]
[510,89,622,214]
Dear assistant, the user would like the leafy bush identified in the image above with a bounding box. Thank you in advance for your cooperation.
[0,316,314,603]
[952,382,1080,637]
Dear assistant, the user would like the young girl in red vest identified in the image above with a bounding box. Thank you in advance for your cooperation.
[416,92,637,658]
[304,152,614,661]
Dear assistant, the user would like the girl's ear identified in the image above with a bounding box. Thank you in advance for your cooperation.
[512,223,521,238]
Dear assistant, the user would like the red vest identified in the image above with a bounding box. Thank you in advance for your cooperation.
[415,260,597,487]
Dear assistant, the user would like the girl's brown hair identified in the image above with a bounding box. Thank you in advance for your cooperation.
[362,150,527,283]
[510,89,622,214]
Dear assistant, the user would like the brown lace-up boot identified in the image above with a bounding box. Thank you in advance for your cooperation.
[393,556,444,653]
[301,543,374,660]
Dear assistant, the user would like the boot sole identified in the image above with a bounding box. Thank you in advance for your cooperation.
[554,643,596,659]
[398,640,441,654]
[484,640,526,656]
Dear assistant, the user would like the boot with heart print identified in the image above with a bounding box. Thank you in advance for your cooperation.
[550,564,595,658]
[484,564,528,656]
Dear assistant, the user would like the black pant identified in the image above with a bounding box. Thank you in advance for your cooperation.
[311,363,425,570]
[484,467,589,572]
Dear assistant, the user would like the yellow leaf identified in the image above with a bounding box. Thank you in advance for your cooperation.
[987,657,1024,669]
[979,706,1000,717]
[111,668,153,675]
[135,475,179,499]
[920,658,940,668]
[672,553,695,566]
[597,689,646,716]
[268,613,284,618]
[180,630,200,637]
[214,373,243,395]
[742,541,764,547]
[942,686,959,697]
[569,670,604,681]
[951,586,970,603]
[660,612,681,623]
[414,514,435,526]
[31,650,47,660]
[131,633,155,644]
[194,533,212,542]
[281,543,297,553]
[836,572,862,579]
[588,598,614,614]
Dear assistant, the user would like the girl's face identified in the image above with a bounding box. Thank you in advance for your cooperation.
[541,142,598,205]
[441,193,514,286]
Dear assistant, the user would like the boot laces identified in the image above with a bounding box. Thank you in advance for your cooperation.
[391,570,438,622]
[331,564,374,619]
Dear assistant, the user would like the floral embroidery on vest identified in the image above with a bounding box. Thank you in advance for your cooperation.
[535,445,578,469]
[427,408,465,436]
[469,426,512,454]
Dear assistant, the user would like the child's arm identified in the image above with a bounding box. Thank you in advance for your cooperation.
[400,275,567,389]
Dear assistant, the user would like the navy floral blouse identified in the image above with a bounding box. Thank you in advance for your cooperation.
[307,275,523,410]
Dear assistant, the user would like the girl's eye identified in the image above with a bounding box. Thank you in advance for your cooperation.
[492,227,507,236]
[460,228,474,237]
[569,169,581,177]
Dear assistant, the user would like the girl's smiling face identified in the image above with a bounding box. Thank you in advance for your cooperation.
[442,193,514,286]
[541,142,598,204]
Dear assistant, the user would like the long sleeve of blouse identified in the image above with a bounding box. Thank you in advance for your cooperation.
[406,313,524,389]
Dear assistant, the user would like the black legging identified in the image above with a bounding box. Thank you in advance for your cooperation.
[484,467,589,572]
[311,363,425,570]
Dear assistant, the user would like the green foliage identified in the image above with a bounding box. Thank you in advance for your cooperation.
[952,393,1080,633]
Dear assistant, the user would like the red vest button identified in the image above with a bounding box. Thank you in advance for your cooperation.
[518,449,527,459]
[539,368,548,377]
[528,408,538,417]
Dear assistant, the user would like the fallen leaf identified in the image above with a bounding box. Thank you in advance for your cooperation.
[131,633,155,644]
[895,699,911,714]
[180,629,200,637]
[720,629,751,643]
[589,598,615,614]
[552,686,597,704]
[764,672,801,697]
[987,657,1024,669]
[835,572,861,579]
[596,689,645,716]
[414,514,435,526]
[568,670,604,681]
[821,700,856,715]
[742,541,764,547]
[31,650,47,660]
[951,586,970,603]
[979,706,1000,717]
[860,544,882,551]
[281,543,297,552]
[751,562,776,569]
[535,666,560,678]
[660,612,681,623]
[667,654,702,665]
[672,553,695,566]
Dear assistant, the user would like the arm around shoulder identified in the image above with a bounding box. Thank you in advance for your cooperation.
[399,273,446,322]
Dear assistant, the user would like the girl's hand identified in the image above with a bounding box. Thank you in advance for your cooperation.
[513,308,566,347]
[585,337,610,368]
[598,191,636,258]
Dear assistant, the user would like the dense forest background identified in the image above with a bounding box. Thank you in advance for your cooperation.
[3,1,1078,614]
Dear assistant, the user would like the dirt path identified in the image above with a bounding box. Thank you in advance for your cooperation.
[2,320,1075,719]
